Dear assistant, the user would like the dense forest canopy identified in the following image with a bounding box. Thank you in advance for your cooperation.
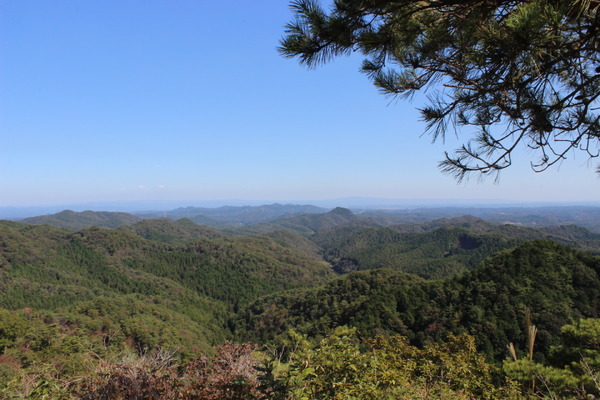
[2,206,600,398]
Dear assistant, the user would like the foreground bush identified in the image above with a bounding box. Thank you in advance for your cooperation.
[7,321,600,399]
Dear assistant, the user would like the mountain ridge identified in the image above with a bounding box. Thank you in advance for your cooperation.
[20,210,141,230]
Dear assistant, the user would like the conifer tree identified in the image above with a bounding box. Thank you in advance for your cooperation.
[280,0,600,180]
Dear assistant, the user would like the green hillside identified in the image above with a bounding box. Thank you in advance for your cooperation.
[0,220,334,355]
[233,207,372,236]
[264,229,323,260]
[236,241,600,362]
[20,210,141,230]
[119,218,223,244]
[2,215,600,398]
[311,217,600,279]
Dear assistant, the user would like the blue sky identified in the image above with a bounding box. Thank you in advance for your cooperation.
[1,0,599,208]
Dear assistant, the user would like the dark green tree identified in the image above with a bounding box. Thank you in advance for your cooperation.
[280,0,600,180]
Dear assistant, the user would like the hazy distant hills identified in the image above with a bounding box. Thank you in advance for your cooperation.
[232,207,372,236]
[361,206,600,233]
[13,203,600,236]
[20,210,141,230]
[390,215,600,250]
[17,204,331,231]
[138,203,328,227]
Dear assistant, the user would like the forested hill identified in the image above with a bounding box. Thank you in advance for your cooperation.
[118,218,223,244]
[235,241,600,362]
[231,207,372,235]
[310,217,600,279]
[13,208,600,284]
[138,203,328,226]
[3,213,600,398]
[20,210,141,230]
[359,206,600,233]
[0,220,333,353]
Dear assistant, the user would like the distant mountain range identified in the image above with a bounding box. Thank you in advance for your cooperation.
[137,203,328,227]
[17,205,330,230]
[14,206,600,268]
[2,197,599,219]
[360,206,600,233]
[230,207,369,236]
[13,203,600,234]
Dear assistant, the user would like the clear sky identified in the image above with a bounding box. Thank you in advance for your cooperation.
[1,0,598,208]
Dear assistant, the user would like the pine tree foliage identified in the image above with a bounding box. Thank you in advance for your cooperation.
[280,0,600,180]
